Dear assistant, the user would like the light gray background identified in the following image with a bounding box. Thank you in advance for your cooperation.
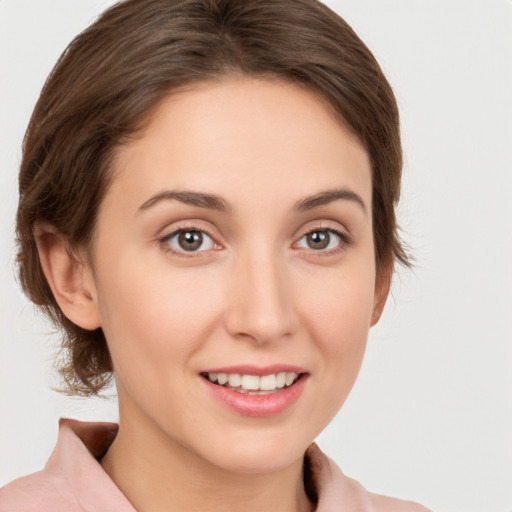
[1,1,511,511]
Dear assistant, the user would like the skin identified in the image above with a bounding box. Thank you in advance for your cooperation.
[38,78,389,512]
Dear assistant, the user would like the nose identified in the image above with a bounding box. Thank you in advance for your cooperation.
[224,247,296,344]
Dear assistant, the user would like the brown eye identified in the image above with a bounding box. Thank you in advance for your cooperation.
[296,229,345,251]
[163,229,215,253]
[306,230,330,250]
[178,230,203,251]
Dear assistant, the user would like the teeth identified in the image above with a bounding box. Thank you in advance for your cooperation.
[260,374,276,390]
[285,372,296,386]
[241,375,260,390]
[217,373,228,385]
[206,371,300,392]
[228,374,242,387]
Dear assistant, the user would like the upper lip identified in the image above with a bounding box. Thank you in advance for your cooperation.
[200,364,308,376]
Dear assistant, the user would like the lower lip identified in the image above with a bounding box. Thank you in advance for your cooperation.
[201,375,308,417]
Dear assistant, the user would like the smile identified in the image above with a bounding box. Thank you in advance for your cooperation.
[202,372,301,395]
[200,366,308,417]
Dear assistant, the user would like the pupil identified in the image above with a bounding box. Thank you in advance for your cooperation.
[307,230,329,250]
[179,231,203,251]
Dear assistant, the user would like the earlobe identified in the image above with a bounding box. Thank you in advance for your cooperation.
[370,266,392,326]
[35,223,101,330]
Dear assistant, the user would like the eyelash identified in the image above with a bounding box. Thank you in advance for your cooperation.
[294,227,352,256]
[159,225,219,257]
[158,225,352,258]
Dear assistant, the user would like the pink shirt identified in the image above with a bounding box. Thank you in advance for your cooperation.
[0,419,430,511]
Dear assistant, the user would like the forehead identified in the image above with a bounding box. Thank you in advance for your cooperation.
[106,77,372,216]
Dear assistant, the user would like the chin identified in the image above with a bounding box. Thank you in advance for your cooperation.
[190,426,314,475]
[213,448,306,475]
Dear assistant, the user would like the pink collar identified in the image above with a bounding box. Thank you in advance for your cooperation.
[0,418,429,511]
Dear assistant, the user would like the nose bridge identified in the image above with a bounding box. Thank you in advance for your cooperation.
[226,241,294,343]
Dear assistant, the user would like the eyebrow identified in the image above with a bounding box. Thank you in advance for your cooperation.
[293,188,367,214]
[137,187,366,215]
[138,190,231,214]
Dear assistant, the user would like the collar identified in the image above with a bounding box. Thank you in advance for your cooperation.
[45,419,426,512]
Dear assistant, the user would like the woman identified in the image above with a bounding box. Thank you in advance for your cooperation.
[0,0,430,510]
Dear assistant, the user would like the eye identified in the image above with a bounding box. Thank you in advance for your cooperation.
[162,229,216,253]
[296,229,346,251]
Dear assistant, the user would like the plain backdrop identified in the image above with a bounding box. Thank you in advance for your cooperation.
[1,1,511,511]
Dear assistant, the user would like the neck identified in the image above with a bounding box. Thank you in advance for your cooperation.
[101,410,314,512]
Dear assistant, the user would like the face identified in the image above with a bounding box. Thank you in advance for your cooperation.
[87,78,383,474]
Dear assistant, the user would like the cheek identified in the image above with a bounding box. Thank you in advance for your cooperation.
[298,263,375,397]
[94,253,223,383]
[301,262,376,345]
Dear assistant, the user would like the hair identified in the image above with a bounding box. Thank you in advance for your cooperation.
[16,0,409,395]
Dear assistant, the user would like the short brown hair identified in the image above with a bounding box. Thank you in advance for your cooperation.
[16,0,409,395]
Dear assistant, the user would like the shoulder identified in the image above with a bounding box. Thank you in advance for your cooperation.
[0,419,128,512]
[306,443,431,512]
[0,470,80,512]
[367,487,431,512]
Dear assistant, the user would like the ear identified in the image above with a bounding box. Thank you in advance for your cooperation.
[370,264,392,326]
[34,222,101,330]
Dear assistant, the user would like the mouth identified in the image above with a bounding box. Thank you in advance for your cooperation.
[199,366,309,417]
[200,371,303,395]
